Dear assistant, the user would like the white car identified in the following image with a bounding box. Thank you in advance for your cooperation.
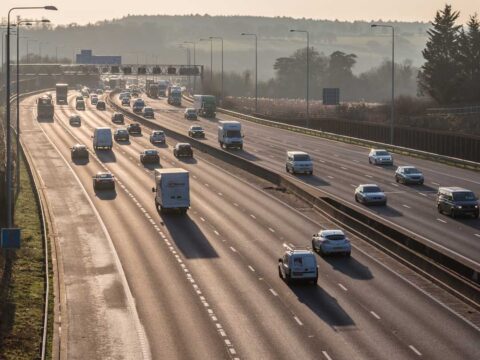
[355,184,387,206]
[368,149,393,165]
[286,151,313,175]
[278,249,318,284]
[312,230,351,257]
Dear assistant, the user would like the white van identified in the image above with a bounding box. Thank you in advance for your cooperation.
[93,127,113,150]
[286,151,313,175]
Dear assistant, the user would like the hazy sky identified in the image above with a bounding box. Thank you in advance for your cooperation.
[1,0,478,25]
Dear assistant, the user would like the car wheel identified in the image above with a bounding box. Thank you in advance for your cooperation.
[278,266,283,279]
[286,165,289,173]
[419,180,424,185]
[311,240,316,252]
[368,158,371,164]
[437,205,442,214]
[395,176,399,183]
[345,251,351,258]
[450,208,456,218]
[319,247,326,257]
[355,194,359,203]
[474,211,479,219]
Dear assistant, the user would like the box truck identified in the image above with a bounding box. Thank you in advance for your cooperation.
[193,95,216,118]
[152,168,190,213]
[218,121,243,149]
[93,127,113,150]
[55,83,68,104]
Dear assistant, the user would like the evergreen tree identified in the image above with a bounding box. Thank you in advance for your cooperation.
[457,14,480,103]
[418,4,462,104]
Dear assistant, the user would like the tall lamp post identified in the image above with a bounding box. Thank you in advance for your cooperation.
[16,19,50,194]
[183,41,196,94]
[371,24,395,144]
[241,33,257,113]
[209,36,223,103]
[5,5,57,227]
[290,29,309,127]
[199,38,213,84]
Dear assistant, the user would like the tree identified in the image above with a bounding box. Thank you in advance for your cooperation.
[418,4,462,104]
[457,14,480,103]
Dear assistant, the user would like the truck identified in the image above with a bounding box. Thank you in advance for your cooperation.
[147,83,159,99]
[193,95,216,118]
[218,121,243,150]
[37,95,54,120]
[55,83,68,104]
[93,127,113,150]
[167,86,182,106]
[158,80,169,97]
[152,168,190,213]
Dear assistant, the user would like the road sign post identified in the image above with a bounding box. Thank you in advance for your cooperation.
[1,228,21,249]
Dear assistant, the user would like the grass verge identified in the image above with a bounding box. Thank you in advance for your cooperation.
[0,151,52,359]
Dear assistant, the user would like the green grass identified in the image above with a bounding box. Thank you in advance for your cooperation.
[0,152,52,359]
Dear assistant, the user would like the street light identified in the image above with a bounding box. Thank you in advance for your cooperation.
[290,29,310,127]
[210,36,223,104]
[241,33,258,113]
[5,5,57,227]
[177,44,191,89]
[199,38,213,84]
[371,24,395,144]
[184,41,196,94]
[16,19,50,193]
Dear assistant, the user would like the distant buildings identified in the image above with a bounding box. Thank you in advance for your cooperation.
[75,49,121,65]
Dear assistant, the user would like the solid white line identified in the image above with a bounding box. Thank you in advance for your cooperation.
[370,311,381,320]
[269,288,278,296]
[322,351,333,360]
[294,316,303,326]
[409,345,422,356]
[436,218,447,224]
[338,283,348,291]
[248,265,255,272]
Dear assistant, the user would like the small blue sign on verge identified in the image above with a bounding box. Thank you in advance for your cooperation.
[1,228,21,249]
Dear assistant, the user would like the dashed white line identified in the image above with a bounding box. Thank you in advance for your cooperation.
[204,183,210,187]
[338,283,348,291]
[432,182,440,186]
[402,204,411,209]
[218,192,223,196]
[248,265,255,272]
[322,351,333,360]
[230,246,237,253]
[391,183,399,187]
[200,217,205,222]
[370,311,381,320]
[250,214,256,219]
[364,174,372,178]
[475,234,480,238]
[268,227,275,233]
[350,184,357,187]
[269,288,278,296]
[294,316,303,326]
[213,230,220,236]
[419,192,427,197]
[436,218,447,224]
[233,202,239,207]
[327,175,335,179]
[341,166,348,170]
[409,345,422,356]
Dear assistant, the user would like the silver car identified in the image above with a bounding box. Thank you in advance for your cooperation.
[368,149,393,165]
[395,166,424,185]
[355,184,387,205]
[150,130,166,144]
[312,229,351,257]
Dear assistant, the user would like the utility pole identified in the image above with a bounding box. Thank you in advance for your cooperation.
[241,33,258,113]
[290,29,310,127]
[210,37,223,104]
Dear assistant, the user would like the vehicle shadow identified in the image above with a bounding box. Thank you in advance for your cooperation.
[72,157,89,166]
[143,162,161,170]
[289,284,355,328]
[129,133,143,138]
[161,214,219,259]
[298,175,330,187]
[235,150,260,162]
[176,157,198,164]
[371,205,403,218]
[94,189,117,200]
[323,256,374,280]
[151,142,168,148]
[69,123,81,128]
[115,139,131,145]
[451,216,480,230]
[37,117,54,123]
[95,149,117,163]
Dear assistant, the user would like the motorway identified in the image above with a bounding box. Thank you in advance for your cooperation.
[21,91,480,359]
[136,94,480,267]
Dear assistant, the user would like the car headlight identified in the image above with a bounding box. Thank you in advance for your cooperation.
[475,205,479,209]
[456,205,463,209]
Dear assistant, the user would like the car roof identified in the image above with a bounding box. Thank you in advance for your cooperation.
[359,183,380,188]
[287,151,309,156]
[398,165,417,169]
[286,249,315,256]
[73,144,86,148]
[190,125,203,129]
[177,142,191,147]
[152,130,164,134]
[96,172,113,177]
[144,149,158,154]
[371,148,388,152]
[144,107,153,110]
[439,187,472,193]
[319,229,345,236]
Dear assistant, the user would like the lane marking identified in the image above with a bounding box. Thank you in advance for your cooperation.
[213,230,220,236]
[248,265,255,272]
[327,175,335,179]
[283,243,292,250]
[294,316,303,326]
[233,202,239,207]
[475,234,480,238]
[364,174,372,178]
[402,204,411,209]
[338,283,348,291]
[432,182,440,186]
[230,246,237,253]
[250,214,256,219]
[370,311,381,320]
[350,184,357,187]
[268,227,275,233]
[218,192,223,196]
[322,351,333,360]
[409,345,422,356]
[390,183,399,187]
[436,218,447,224]
[204,183,210,187]
[341,166,348,170]
[200,217,205,222]
[419,192,427,197]
[269,288,278,296]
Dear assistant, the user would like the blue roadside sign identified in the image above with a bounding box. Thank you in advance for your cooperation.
[1,228,21,249]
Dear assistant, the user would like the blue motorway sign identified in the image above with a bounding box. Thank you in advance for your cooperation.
[1,228,21,249]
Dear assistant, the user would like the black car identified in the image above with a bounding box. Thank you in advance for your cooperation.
[173,143,193,158]
[93,172,115,190]
[437,187,479,218]
[111,112,124,124]
[69,115,81,126]
[96,101,106,110]
[127,123,142,135]
[188,125,205,138]
[71,144,88,159]
[76,100,85,110]
[140,149,160,164]
[114,128,130,141]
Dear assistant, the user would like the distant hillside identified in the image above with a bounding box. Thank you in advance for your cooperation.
[23,15,430,79]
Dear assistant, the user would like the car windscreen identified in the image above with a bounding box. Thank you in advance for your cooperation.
[453,191,477,201]
[97,174,113,179]
[226,130,241,137]
[117,130,128,134]
[325,234,346,241]
[192,127,203,131]
[293,154,311,161]
[292,256,315,267]
[363,186,381,193]
[376,151,390,156]
[135,100,145,106]
[403,167,419,174]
